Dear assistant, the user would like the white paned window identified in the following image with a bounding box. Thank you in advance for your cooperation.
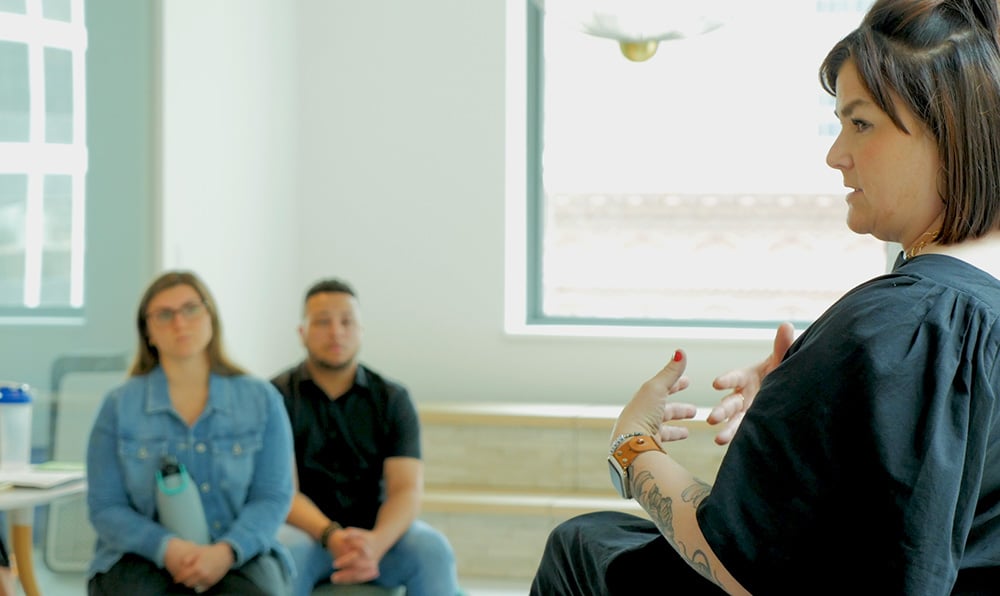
[0,0,87,313]
[528,0,889,330]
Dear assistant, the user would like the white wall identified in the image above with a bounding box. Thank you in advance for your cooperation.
[159,0,302,377]
[159,0,773,408]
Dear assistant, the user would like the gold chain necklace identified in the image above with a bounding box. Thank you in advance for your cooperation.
[906,230,939,259]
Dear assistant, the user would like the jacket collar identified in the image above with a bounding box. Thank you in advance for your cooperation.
[143,366,233,414]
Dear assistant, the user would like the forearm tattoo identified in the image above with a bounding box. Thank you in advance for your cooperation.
[633,471,723,588]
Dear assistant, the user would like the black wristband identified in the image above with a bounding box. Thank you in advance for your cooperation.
[319,521,342,547]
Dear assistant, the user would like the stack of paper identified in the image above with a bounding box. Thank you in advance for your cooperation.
[0,465,85,489]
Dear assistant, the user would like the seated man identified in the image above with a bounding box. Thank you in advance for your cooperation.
[274,278,459,596]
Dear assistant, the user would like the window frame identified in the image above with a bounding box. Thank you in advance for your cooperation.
[514,0,893,338]
[0,0,88,319]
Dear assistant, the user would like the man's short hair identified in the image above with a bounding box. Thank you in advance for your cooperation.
[304,278,357,305]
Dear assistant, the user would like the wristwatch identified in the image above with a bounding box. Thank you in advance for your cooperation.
[608,433,662,499]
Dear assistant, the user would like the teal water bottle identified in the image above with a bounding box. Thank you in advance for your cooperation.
[155,455,210,544]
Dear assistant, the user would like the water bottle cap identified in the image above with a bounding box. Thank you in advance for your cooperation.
[160,455,181,475]
[156,456,190,496]
[0,383,32,404]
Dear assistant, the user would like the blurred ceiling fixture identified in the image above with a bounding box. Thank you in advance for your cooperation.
[533,0,733,62]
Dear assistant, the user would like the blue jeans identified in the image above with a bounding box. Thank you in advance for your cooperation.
[278,521,459,596]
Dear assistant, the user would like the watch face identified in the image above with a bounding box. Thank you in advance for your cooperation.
[608,457,630,499]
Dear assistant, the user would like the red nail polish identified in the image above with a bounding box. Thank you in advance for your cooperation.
[673,350,683,362]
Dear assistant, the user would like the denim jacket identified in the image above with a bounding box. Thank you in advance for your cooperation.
[86,367,295,578]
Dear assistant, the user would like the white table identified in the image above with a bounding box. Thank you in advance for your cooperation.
[0,481,87,596]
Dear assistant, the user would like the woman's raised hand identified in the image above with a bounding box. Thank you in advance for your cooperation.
[707,322,795,445]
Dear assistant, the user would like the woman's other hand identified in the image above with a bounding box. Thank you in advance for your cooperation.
[708,322,795,445]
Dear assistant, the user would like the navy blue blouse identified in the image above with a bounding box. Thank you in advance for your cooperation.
[699,254,1000,595]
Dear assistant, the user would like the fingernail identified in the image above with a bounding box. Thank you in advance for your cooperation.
[673,350,683,362]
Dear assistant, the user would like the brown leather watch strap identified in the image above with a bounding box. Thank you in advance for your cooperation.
[610,435,662,469]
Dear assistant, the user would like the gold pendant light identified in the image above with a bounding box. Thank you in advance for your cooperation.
[618,40,660,62]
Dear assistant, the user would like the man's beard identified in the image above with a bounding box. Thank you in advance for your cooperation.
[309,351,354,372]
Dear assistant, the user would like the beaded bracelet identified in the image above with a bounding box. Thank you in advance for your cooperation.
[319,521,343,547]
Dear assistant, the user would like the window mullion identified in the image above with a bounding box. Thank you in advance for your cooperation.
[22,10,45,307]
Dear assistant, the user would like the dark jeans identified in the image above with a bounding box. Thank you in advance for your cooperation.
[88,553,287,596]
[530,511,728,596]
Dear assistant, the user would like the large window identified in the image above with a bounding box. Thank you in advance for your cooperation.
[527,0,888,330]
[0,0,87,316]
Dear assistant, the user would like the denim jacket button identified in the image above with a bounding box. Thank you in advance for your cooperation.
[200,482,210,493]
[232,444,242,455]
[196,443,207,453]
[137,447,148,459]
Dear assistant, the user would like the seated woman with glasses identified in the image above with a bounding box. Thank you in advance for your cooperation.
[85,270,295,596]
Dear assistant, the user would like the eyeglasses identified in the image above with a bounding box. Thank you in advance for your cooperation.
[146,301,206,326]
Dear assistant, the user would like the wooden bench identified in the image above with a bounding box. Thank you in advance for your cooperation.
[417,402,727,580]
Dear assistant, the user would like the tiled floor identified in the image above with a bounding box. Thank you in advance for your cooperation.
[460,577,531,596]
[20,552,531,595]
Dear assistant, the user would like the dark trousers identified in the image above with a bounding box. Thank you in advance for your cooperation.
[88,553,286,596]
[530,511,728,596]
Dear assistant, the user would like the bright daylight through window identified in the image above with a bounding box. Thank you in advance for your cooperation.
[0,0,87,316]
[531,0,889,329]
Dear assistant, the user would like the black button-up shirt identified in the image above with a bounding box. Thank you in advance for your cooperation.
[271,362,421,529]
